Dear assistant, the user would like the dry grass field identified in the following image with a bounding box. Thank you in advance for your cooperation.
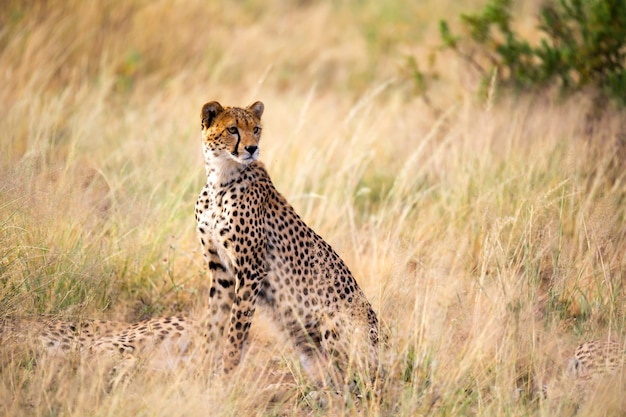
[1,0,625,416]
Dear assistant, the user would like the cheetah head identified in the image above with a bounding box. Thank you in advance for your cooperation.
[200,101,264,167]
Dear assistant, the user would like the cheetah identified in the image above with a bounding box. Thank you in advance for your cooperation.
[195,100,380,385]
[1,315,201,372]
[543,340,626,404]
[566,340,624,380]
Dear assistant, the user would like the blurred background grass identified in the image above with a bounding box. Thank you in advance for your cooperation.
[1,0,625,416]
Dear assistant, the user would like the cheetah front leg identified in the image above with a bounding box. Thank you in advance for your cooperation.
[221,257,267,374]
[201,246,237,365]
[201,237,267,374]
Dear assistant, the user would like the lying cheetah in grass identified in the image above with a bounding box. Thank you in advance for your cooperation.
[1,101,380,389]
[544,339,626,404]
[1,316,201,373]
[567,340,624,381]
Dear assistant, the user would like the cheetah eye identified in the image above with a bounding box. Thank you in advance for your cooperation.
[227,127,238,134]
[253,126,261,134]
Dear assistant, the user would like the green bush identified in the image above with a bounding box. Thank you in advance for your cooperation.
[439,0,626,105]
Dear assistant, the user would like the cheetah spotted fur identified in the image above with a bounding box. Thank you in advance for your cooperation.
[195,101,379,383]
[543,339,625,402]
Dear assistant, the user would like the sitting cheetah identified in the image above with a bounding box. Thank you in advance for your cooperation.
[195,101,380,385]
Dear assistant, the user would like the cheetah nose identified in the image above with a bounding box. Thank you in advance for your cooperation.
[245,145,258,155]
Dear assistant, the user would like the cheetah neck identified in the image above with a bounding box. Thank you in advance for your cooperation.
[204,149,249,185]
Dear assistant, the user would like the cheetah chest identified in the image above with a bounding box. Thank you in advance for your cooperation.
[196,182,248,274]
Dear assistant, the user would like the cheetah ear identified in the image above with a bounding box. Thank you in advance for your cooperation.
[201,101,224,129]
[247,101,264,120]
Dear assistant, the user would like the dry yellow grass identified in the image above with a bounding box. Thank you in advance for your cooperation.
[1,0,625,416]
